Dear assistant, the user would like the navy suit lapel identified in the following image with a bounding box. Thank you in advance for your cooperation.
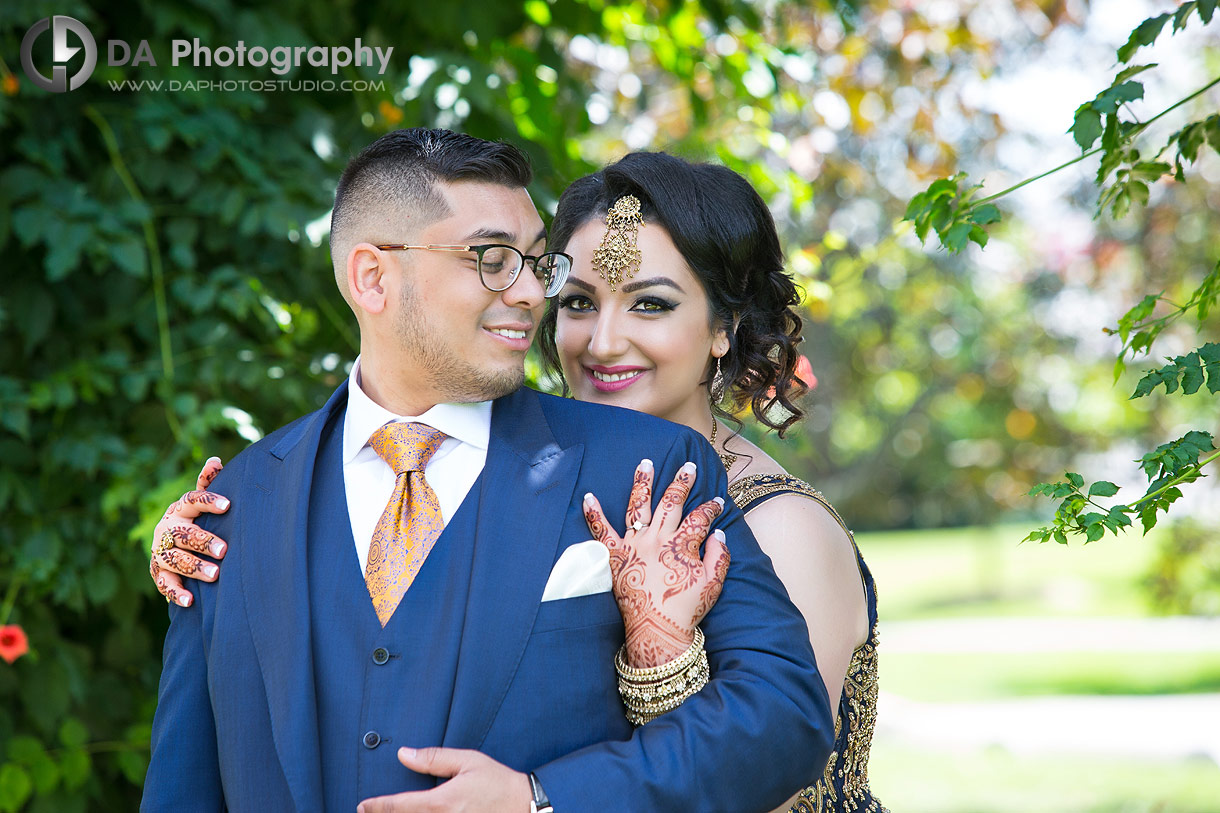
[443,388,584,748]
[236,382,348,811]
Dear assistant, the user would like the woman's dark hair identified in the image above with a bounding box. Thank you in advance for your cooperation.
[538,152,808,436]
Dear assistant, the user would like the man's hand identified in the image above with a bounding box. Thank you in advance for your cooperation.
[356,747,532,813]
[583,459,730,669]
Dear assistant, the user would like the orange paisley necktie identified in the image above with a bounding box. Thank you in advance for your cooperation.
[366,422,448,626]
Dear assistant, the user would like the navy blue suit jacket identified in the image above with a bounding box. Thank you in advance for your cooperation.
[143,383,833,811]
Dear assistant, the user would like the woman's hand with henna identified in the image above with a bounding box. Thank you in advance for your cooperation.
[583,459,730,668]
[150,457,230,607]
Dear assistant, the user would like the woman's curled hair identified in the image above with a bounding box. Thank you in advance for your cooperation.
[539,152,809,435]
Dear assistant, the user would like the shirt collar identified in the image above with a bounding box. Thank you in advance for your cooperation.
[343,356,492,464]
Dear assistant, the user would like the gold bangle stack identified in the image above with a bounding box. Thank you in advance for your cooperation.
[616,627,709,726]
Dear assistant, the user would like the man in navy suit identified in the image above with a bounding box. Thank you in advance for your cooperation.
[143,128,832,812]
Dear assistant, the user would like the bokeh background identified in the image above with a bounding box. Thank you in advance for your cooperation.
[1,0,1218,809]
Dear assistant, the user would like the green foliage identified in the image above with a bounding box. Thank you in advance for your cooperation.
[1107,262,1220,376]
[896,1,1220,545]
[1130,343,1220,397]
[1024,431,1217,545]
[902,173,999,254]
[1116,0,1217,63]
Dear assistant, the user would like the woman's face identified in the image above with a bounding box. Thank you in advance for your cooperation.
[555,219,728,429]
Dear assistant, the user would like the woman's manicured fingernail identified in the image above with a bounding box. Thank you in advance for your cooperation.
[713,496,724,506]
[680,461,696,474]
[638,459,653,471]
[210,541,227,557]
[201,564,218,579]
[216,498,230,510]
[584,493,594,505]
[400,746,416,758]
[177,594,192,607]
[713,529,725,540]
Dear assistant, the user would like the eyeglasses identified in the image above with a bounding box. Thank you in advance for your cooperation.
[375,243,573,298]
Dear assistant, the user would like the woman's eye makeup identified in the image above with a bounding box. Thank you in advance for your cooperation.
[632,296,678,313]
[558,293,595,311]
[557,290,678,313]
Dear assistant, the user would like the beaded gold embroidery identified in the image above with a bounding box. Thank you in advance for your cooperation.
[592,195,644,291]
[727,473,887,813]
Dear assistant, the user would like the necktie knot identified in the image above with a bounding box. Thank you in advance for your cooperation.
[369,422,447,476]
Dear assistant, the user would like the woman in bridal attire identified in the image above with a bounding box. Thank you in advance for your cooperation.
[148,152,885,812]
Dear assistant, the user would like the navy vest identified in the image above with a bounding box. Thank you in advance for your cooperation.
[307,408,481,808]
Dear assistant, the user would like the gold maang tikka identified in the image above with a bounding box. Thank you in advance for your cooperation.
[592,195,645,291]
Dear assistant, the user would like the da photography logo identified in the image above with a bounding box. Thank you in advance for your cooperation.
[21,15,97,93]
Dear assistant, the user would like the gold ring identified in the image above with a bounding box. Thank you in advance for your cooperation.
[155,528,175,556]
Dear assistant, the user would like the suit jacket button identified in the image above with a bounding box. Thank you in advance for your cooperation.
[372,647,390,665]
[362,731,381,749]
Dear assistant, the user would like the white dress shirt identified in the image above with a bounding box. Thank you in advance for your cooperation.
[342,357,491,573]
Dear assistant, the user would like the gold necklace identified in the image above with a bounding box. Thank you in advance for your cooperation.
[709,418,738,472]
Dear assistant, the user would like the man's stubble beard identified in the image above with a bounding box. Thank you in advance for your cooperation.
[396,279,524,403]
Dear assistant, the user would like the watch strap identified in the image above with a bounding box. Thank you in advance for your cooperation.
[528,772,553,813]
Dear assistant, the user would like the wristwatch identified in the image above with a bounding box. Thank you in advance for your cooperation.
[528,772,554,813]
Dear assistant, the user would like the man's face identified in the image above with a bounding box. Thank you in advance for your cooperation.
[386,180,547,404]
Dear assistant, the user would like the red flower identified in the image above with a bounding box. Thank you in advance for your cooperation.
[0,625,29,664]
[794,355,818,390]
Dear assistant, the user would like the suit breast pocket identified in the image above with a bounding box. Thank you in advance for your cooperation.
[483,590,631,765]
[531,590,621,634]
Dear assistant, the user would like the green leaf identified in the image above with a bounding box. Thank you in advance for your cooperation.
[970,204,1001,225]
[1117,13,1171,62]
[1113,63,1156,84]
[26,752,59,794]
[117,750,148,785]
[1069,104,1103,150]
[111,237,147,277]
[1089,481,1120,497]
[1180,351,1204,394]
[1066,472,1084,489]
[58,718,87,749]
[58,750,89,791]
[1130,161,1170,182]
[942,221,973,253]
[1200,342,1220,393]
[1200,0,1217,24]
[1094,80,1145,115]
[1085,523,1105,543]
[0,763,33,813]
[1140,505,1159,534]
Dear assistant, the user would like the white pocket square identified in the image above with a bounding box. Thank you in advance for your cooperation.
[541,540,612,602]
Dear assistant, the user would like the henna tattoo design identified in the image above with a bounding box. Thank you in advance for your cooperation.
[655,465,694,526]
[159,548,204,576]
[162,488,223,520]
[691,541,730,623]
[625,467,652,533]
[585,467,729,668]
[197,458,223,490]
[166,524,217,554]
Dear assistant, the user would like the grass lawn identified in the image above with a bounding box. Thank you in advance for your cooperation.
[855,522,1166,620]
[853,522,1220,810]
[882,651,1220,701]
[868,741,1220,813]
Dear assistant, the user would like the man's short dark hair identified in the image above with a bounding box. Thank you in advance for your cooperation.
[330,128,533,249]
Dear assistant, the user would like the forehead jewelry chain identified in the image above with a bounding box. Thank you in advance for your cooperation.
[592,195,645,292]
